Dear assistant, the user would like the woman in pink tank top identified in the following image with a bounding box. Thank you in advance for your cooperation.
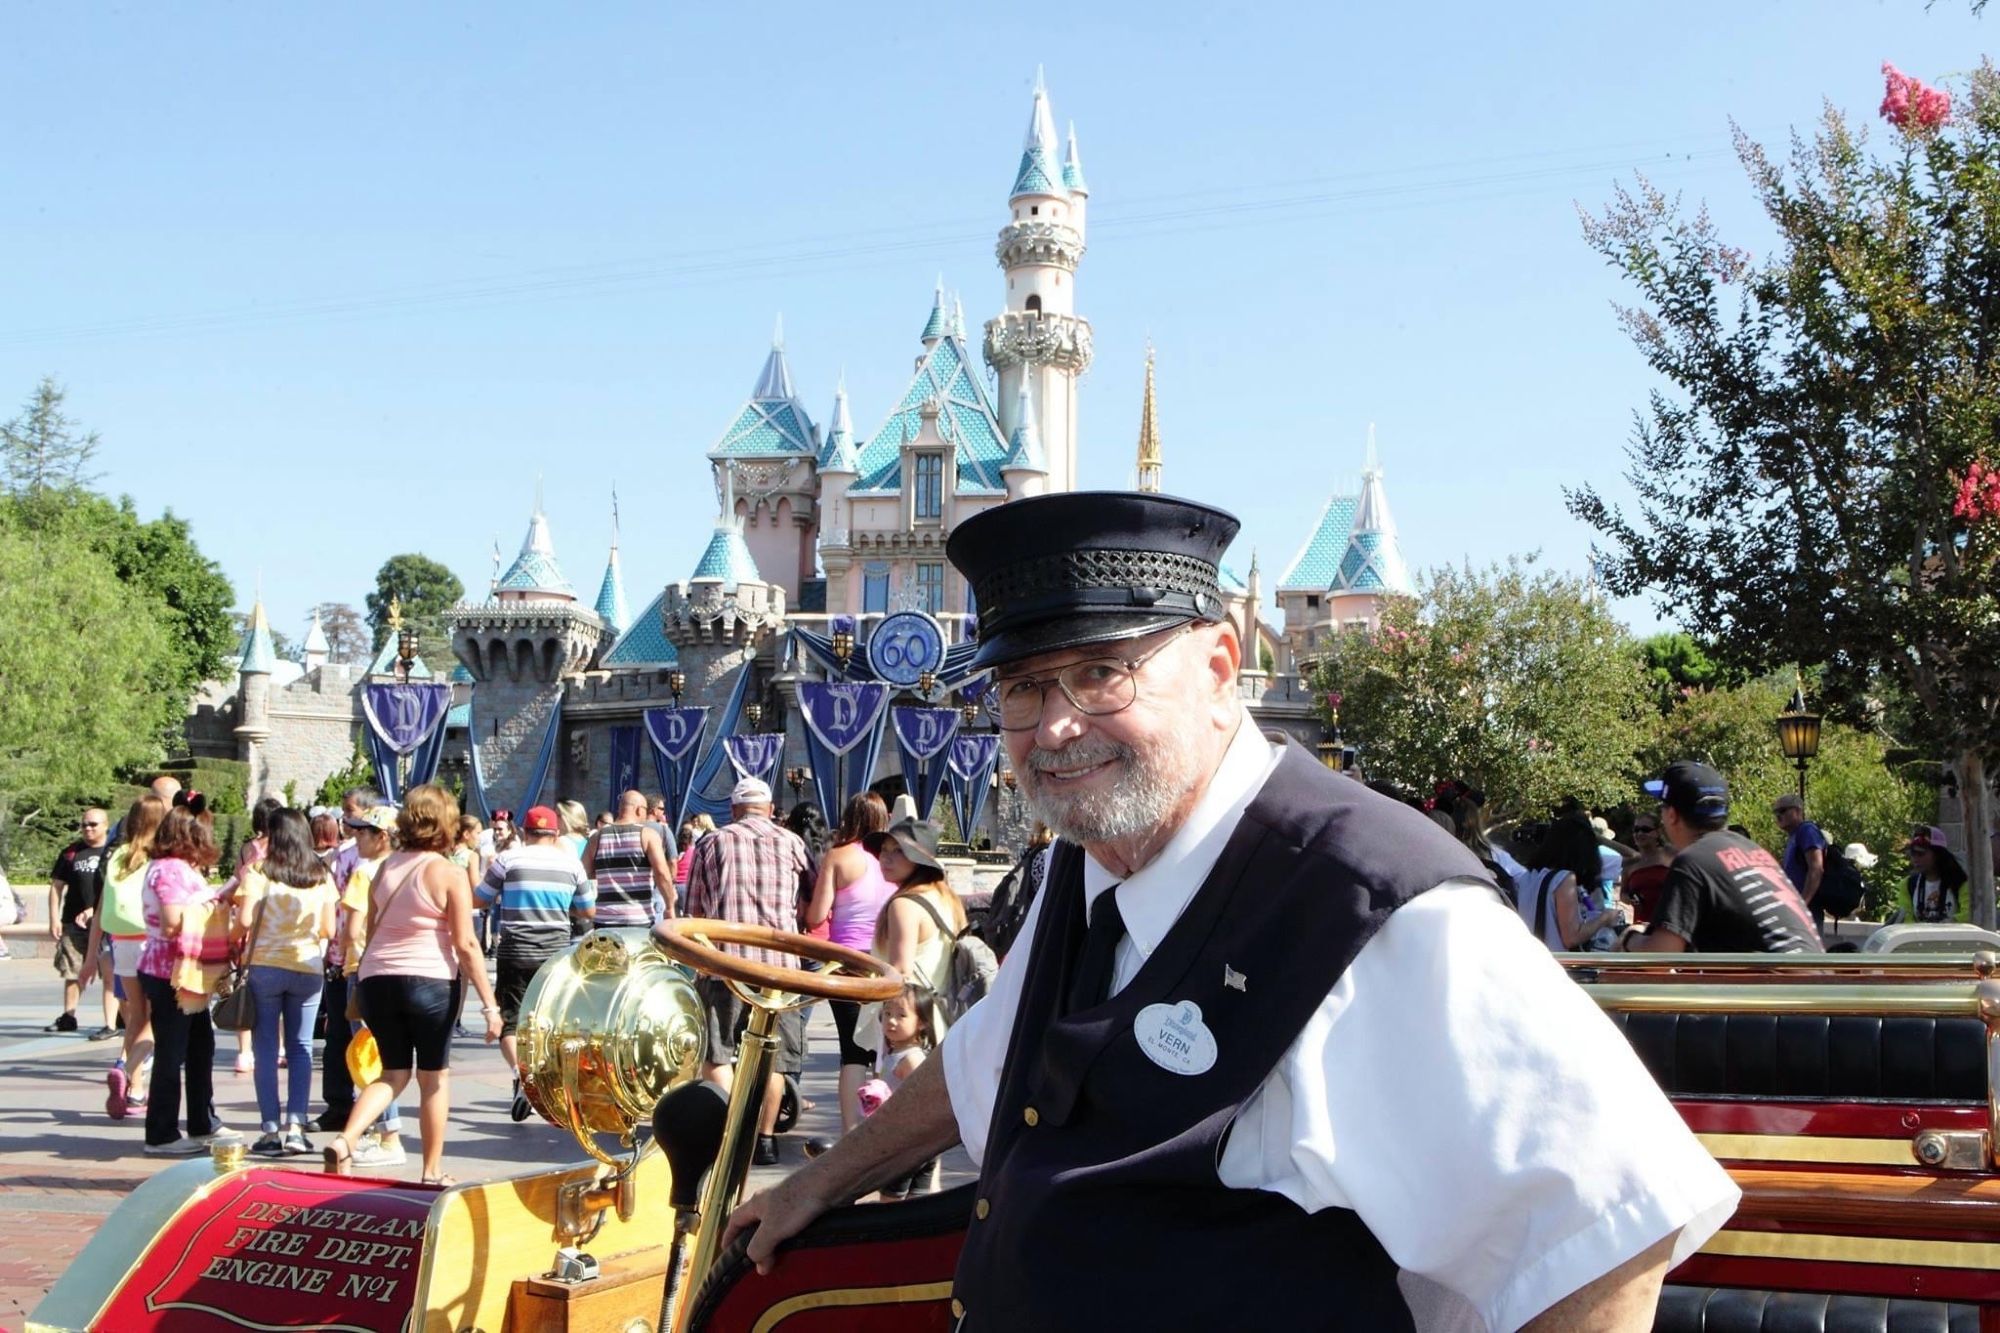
[325,786,500,1186]
[803,792,894,1132]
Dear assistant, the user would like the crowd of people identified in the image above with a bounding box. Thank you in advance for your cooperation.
[15,768,979,1187]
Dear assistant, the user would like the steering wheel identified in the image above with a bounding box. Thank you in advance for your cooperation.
[654,918,904,1004]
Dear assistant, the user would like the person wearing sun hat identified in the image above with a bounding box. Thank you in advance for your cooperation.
[858,816,966,1042]
[726,491,1740,1331]
[1623,761,1824,955]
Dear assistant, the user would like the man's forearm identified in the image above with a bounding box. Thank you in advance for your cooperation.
[1522,1231,1675,1331]
[799,1055,962,1202]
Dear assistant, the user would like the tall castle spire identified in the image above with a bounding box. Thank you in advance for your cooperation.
[1136,344,1162,493]
[985,71,1091,495]
[593,490,630,637]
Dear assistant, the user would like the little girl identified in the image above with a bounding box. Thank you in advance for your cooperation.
[860,983,940,1200]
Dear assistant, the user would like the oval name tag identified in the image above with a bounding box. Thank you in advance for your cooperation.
[1133,1000,1218,1076]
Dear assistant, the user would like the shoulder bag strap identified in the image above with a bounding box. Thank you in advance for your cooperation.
[907,889,959,943]
[1534,869,1559,944]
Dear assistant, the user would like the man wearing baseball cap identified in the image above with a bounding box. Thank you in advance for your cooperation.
[1623,761,1823,954]
[477,805,594,1121]
[728,492,1738,1330]
[668,776,811,1166]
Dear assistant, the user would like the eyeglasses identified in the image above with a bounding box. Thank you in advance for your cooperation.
[1632,824,1657,835]
[987,626,1193,733]
[80,821,104,830]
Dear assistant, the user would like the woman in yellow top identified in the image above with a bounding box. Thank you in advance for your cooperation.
[82,794,168,1120]
[231,809,339,1157]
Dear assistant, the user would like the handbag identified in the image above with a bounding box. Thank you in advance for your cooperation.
[211,894,265,1031]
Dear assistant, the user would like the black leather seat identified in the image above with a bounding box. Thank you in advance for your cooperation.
[1605,1011,1986,1102]
[1655,1286,1978,1331]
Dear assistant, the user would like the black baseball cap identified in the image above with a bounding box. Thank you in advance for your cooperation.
[1643,761,1731,819]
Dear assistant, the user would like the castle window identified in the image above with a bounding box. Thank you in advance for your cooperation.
[1031,205,1039,215]
[1306,594,1320,610]
[864,564,890,614]
[916,562,945,614]
[1026,294,1042,314]
[914,453,944,521]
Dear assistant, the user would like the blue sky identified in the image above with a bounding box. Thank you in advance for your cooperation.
[3,2,1988,654]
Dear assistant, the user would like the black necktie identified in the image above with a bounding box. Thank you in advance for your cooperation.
[1067,889,1126,1012]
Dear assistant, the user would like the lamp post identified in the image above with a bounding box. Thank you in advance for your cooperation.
[785,765,809,801]
[830,620,856,676]
[744,702,764,731]
[917,669,937,700]
[667,669,686,705]
[1317,696,1349,773]
[959,697,981,730]
[1775,685,1823,803]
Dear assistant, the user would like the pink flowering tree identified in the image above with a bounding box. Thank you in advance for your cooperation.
[1572,60,2000,923]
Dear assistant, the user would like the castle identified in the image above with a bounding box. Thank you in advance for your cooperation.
[194,76,1415,836]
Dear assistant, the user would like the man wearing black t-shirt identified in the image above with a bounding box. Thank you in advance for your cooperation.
[46,809,111,1032]
[1623,762,1823,954]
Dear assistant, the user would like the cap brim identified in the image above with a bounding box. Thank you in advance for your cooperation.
[1640,780,1668,800]
[967,610,1202,672]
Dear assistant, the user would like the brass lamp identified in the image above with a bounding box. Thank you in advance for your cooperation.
[744,702,764,730]
[1775,685,1822,801]
[960,698,981,728]
[667,669,687,703]
[830,620,856,672]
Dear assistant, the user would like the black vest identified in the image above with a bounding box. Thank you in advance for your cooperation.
[951,742,1490,1330]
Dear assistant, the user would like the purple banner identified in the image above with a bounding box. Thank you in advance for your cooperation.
[643,706,708,764]
[946,733,1003,846]
[723,733,785,787]
[798,681,890,757]
[361,682,452,756]
[893,707,960,824]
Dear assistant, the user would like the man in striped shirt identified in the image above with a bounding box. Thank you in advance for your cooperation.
[672,777,813,1165]
[583,789,678,926]
[478,805,596,1120]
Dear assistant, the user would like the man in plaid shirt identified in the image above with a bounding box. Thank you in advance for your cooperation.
[677,777,813,1165]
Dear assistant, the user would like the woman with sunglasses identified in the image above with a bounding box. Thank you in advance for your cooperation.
[1622,812,1673,924]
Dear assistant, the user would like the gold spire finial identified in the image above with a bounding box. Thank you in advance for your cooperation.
[387,594,404,632]
[1136,343,1162,492]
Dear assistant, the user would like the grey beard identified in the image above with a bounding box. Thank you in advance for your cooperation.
[1020,735,1185,846]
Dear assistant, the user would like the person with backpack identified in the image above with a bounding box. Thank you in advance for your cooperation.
[1774,793,1830,934]
[1515,812,1628,952]
[1893,826,1971,924]
[863,818,971,1041]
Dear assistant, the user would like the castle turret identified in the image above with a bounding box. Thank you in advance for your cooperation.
[1135,345,1162,493]
[1331,428,1414,605]
[1062,121,1088,242]
[921,279,947,351]
[235,599,276,801]
[592,495,631,656]
[985,71,1090,495]
[707,321,820,601]
[301,607,330,674]
[495,503,577,604]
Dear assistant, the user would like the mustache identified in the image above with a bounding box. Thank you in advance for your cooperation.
[1023,737,1133,773]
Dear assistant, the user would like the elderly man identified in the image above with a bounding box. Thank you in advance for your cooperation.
[666,777,811,1167]
[728,493,1738,1331]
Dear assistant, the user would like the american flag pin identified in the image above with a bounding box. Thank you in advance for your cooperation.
[1223,965,1247,992]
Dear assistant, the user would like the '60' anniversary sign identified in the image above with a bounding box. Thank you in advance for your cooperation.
[866,611,947,688]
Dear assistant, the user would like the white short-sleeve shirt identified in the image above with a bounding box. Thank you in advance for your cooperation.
[943,722,1739,1332]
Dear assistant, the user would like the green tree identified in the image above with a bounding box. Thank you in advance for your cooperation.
[1570,62,2000,921]
[366,554,463,659]
[1639,678,1929,914]
[1310,558,1652,816]
[1638,632,1731,711]
[0,376,99,499]
[0,514,171,869]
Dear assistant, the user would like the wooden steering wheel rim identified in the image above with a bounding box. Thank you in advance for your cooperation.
[653,918,905,1003]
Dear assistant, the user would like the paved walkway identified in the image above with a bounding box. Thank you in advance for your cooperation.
[0,952,971,1330]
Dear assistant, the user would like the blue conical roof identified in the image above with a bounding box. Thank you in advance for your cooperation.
[920,280,947,343]
[852,322,1009,495]
[1010,75,1065,200]
[1062,122,1088,194]
[238,601,277,675]
[496,508,576,599]
[1002,375,1045,474]
[691,527,761,587]
[593,544,630,636]
[1333,444,1413,596]
[710,328,819,458]
[818,376,860,474]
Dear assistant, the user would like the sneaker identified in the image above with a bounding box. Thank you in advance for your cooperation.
[45,1012,78,1033]
[509,1080,531,1123]
[142,1138,205,1157]
[106,1066,129,1119]
[87,1025,117,1042]
[282,1126,313,1157]
[753,1135,779,1167]
[251,1132,287,1158]
[192,1128,234,1148]
[350,1138,407,1169]
[234,1050,253,1076]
